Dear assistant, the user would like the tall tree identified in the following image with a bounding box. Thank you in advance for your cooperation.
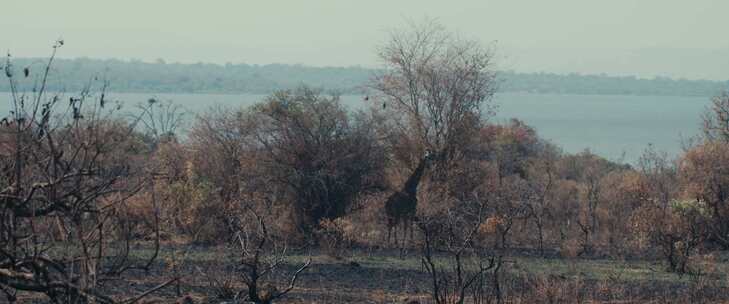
[372,19,497,169]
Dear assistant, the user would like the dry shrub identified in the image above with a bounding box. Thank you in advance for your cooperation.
[361,194,391,246]
[479,216,504,235]
[687,253,724,299]
[502,270,729,304]
[331,192,390,248]
[476,215,505,248]
[315,218,355,257]
[559,238,581,259]
[124,161,211,243]
[118,192,157,239]
[526,274,585,304]
[594,276,628,302]
[369,289,391,303]
[166,180,231,244]
[196,266,239,301]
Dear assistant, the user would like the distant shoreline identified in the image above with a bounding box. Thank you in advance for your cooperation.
[0,90,717,99]
[2,57,727,98]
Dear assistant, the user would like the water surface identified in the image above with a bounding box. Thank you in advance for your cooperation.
[1,92,710,164]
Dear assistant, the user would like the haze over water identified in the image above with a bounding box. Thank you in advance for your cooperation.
[1,92,705,164]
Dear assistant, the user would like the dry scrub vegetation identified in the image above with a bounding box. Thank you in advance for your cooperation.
[2,21,729,303]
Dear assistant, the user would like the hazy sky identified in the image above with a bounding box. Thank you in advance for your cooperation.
[2,0,728,80]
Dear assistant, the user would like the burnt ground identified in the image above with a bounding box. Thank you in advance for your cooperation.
[9,246,729,303]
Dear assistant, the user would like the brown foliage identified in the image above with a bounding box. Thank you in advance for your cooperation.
[679,141,729,248]
[631,199,709,273]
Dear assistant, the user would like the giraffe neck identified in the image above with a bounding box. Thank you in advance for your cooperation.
[402,157,428,196]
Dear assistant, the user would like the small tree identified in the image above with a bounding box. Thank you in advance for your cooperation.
[525,147,560,255]
[489,175,530,250]
[227,206,311,304]
[701,90,729,142]
[419,195,503,304]
[135,98,186,144]
[559,151,614,256]
[633,199,709,273]
[597,170,647,256]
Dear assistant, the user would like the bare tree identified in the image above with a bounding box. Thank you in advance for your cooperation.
[525,147,559,255]
[0,42,172,303]
[638,145,678,210]
[226,206,311,304]
[418,193,503,304]
[372,19,498,257]
[560,151,613,256]
[701,91,729,142]
[372,19,497,170]
[189,105,247,207]
[135,98,186,143]
[489,175,530,250]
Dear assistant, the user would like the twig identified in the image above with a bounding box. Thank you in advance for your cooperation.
[121,277,179,304]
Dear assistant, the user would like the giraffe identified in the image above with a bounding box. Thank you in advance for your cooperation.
[384,152,434,245]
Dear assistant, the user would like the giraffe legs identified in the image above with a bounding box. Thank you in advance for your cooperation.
[393,225,399,246]
[400,219,414,258]
[387,221,416,252]
[386,224,399,246]
[406,219,414,243]
[386,225,392,245]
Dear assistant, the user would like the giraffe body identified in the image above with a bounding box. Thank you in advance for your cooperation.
[384,154,433,245]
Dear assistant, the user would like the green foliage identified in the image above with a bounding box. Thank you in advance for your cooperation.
[670,199,711,218]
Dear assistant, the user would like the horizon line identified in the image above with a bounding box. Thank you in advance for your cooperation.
[7,56,729,83]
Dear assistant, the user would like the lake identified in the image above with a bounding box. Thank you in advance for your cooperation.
[0,92,710,164]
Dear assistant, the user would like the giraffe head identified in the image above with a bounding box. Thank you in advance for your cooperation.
[422,149,441,167]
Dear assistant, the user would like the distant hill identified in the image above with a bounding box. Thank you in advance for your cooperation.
[2,57,727,97]
[498,71,728,97]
